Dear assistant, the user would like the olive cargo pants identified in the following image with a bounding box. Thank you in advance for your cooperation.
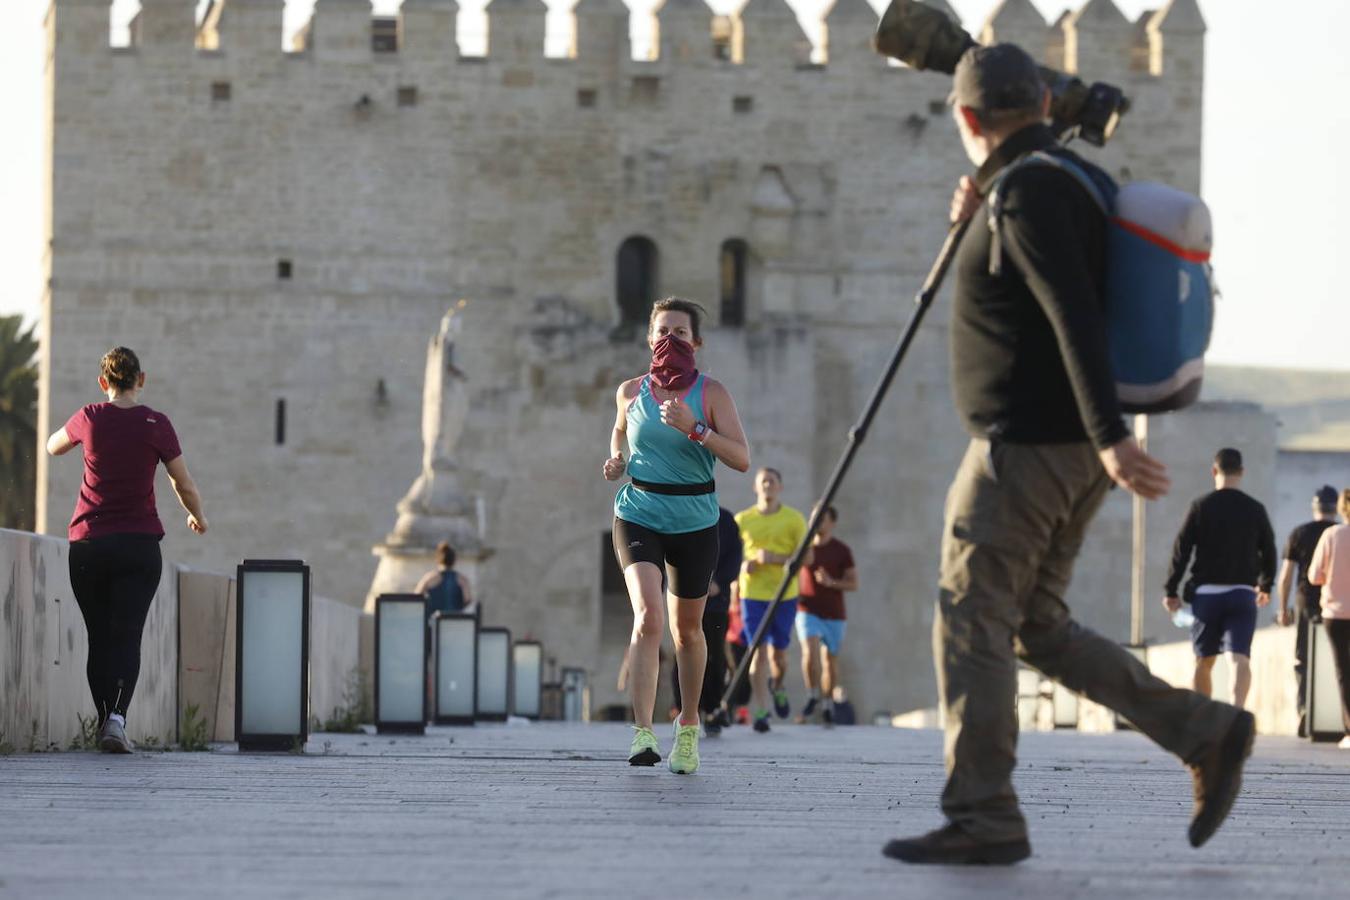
[935,439,1240,842]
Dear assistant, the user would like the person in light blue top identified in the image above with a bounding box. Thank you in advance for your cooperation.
[604,298,750,774]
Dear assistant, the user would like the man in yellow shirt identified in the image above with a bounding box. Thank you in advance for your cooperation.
[735,467,812,733]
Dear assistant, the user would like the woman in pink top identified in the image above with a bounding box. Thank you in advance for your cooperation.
[1308,488,1350,748]
[46,347,208,753]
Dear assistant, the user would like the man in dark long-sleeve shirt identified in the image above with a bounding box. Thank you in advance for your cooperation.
[1277,485,1339,735]
[884,43,1252,868]
[1164,448,1277,709]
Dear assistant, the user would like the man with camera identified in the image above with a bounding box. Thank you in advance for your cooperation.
[883,44,1254,866]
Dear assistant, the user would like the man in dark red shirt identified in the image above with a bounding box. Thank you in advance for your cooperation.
[796,505,858,724]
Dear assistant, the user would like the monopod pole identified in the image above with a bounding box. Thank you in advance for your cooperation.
[720,217,975,712]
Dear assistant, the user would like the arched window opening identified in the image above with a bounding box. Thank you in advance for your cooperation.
[720,238,748,327]
[616,236,659,328]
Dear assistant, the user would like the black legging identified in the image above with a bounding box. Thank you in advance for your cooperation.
[1326,619,1350,735]
[671,607,730,716]
[69,534,163,722]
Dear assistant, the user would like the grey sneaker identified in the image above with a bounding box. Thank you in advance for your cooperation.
[98,717,134,754]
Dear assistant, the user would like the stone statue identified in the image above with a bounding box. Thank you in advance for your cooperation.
[364,303,487,613]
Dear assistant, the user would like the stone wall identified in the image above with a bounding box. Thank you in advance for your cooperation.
[1144,624,1301,736]
[39,0,1210,716]
[1,528,178,749]
[2,528,363,749]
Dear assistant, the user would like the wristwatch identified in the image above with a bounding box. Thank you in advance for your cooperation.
[688,421,709,443]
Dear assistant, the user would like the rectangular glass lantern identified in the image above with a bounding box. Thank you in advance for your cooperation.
[561,667,588,722]
[1051,681,1079,729]
[1116,644,1148,732]
[1015,667,1042,731]
[476,627,512,722]
[512,641,543,720]
[433,610,478,725]
[375,594,428,734]
[235,560,309,752]
[1308,620,1344,742]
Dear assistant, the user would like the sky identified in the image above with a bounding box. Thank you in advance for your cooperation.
[0,1,1344,371]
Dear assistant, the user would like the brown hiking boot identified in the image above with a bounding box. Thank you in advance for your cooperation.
[882,823,1031,866]
[1188,709,1256,848]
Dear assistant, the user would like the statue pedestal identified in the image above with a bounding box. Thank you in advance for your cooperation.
[364,544,490,613]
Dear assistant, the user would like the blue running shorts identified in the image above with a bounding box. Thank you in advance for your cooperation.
[795,610,847,655]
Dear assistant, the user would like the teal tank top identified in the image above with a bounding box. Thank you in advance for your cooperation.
[613,374,719,534]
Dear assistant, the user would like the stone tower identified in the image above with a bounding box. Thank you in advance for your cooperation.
[40,0,1207,715]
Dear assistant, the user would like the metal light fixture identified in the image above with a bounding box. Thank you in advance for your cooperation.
[374,594,428,734]
[512,640,543,721]
[1307,621,1344,743]
[476,627,512,722]
[235,559,310,752]
[561,667,588,722]
[433,610,478,726]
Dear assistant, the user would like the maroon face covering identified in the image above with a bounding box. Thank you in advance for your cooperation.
[649,334,699,392]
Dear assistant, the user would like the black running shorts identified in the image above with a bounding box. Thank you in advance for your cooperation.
[612,518,720,600]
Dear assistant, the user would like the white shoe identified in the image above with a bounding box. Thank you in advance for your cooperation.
[98,715,134,754]
[1337,736,1350,750]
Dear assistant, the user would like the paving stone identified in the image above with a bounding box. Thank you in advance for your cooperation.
[1,723,1346,899]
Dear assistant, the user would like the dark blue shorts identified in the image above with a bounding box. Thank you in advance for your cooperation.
[742,598,797,650]
[1191,587,1258,658]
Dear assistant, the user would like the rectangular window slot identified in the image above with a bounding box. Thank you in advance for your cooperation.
[397,86,418,107]
[371,17,398,53]
[275,399,286,446]
[733,96,754,114]
[211,81,231,103]
[277,259,292,280]
[630,76,660,106]
[577,88,597,109]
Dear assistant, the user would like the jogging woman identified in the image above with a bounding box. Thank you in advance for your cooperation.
[46,347,207,753]
[604,298,749,774]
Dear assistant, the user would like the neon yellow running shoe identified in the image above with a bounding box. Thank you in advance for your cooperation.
[629,725,660,766]
[668,721,700,775]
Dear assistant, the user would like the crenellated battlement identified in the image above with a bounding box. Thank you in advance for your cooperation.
[981,0,1206,79]
[58,0,1204,82]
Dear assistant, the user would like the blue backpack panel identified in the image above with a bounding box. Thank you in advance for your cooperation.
[988,151,1215,414]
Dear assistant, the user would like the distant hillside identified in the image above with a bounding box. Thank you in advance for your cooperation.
[1204,366,1350,451]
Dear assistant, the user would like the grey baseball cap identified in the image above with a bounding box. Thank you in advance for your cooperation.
[951,43,1045,112]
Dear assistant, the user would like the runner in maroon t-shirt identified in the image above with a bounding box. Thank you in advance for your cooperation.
[46,347,208,754]
[796,505,858,724]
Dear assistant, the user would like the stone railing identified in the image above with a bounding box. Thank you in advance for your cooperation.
[1,528,178,750]
[1,528,364,750]
[897,623,1302,738]
[1142,623,1300,736]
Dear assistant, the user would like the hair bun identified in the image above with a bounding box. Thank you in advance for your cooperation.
[100,347,142,391]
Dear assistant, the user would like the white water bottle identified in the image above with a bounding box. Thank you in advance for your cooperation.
[1172,607,1195,628]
